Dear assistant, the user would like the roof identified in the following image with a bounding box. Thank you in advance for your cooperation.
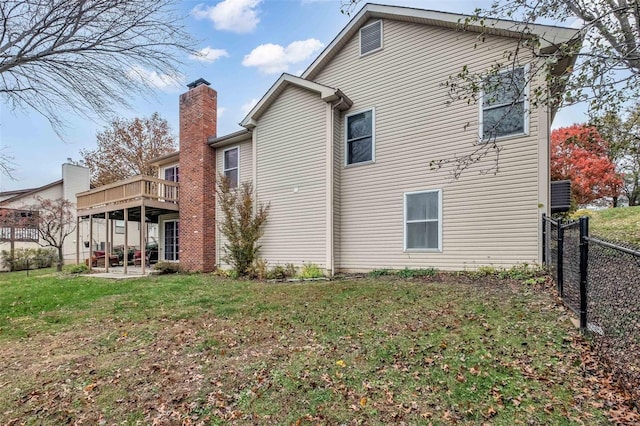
[149,151,179,167]
[0,179,63,206]
[0,188,35,198]
[240,73,352,129]
[208,129,252,148]
[302,3,580,80]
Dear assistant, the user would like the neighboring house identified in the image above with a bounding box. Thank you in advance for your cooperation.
[1,163,157,271]
[76,3,580,274]
[0,163,90,269]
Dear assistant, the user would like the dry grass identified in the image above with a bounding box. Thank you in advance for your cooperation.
[0,271,635,424]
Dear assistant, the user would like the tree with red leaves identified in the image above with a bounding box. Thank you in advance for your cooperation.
[551,125,623,207]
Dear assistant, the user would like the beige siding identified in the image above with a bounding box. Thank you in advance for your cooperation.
[315,19,546,271]
[215,141,253,268]
[255,85,326,267]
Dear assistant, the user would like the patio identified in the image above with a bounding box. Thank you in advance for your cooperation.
[86,265,154,279]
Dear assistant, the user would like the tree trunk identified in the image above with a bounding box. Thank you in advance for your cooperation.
[612,196,619,207]
[57,247,64,272]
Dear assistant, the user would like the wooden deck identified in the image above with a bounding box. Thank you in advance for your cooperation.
[76,176,179,216]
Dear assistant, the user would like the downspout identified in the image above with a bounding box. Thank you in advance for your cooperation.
[326,93,351,276]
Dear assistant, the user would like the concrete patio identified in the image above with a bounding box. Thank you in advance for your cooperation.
[85,266,154,279]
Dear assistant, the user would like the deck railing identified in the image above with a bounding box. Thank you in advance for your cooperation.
[77,176,179,210]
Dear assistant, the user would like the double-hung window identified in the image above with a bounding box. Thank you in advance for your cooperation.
[346,109,374,165]
[481,66,527,141]
[404,190,442,251]
[223,146,239,188]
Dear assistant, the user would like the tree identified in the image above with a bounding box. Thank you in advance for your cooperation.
[217,177,269,277]
[0,0,192,126]
[551,125,623,206]
[80,113,176,186]
[595,106,640,205]
[31,197,76,271]
[0,0,193,176]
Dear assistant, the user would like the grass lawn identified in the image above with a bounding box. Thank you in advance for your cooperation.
[0,269,633,424]
[576,205,640,245]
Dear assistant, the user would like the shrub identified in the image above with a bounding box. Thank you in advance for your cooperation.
[285,263,297,278]
[297,263,324,279]
[368,268,393,278]
[397,267,437,279]
[153,261,181,274]
[249,258,269,280]
[1,248,56,271]
[267,264,299,280]
[267,264,288,280]
[217,177,270,277]
[63,263,90,274]
[467,264,546,280]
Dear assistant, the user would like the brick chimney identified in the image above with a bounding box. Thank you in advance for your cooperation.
[179,78,217,272]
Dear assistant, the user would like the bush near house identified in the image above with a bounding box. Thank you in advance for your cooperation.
[217,178,270,277]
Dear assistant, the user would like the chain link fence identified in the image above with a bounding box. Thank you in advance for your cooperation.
[587,237,640,402]
[542,214,640,405]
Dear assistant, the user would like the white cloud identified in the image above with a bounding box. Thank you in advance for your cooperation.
[192,0,261,33]
[218,106,227,117]
[242,39,324,74]
[189,47,229,63]
[126,65,184,92]
[241,98,259,115]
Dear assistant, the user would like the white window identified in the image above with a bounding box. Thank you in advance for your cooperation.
[360,20,383,56]
[345,109,375,165]
[164,165,179,182]
[404,190,442,251]
[223,146,239,188]
[480,66,528,141]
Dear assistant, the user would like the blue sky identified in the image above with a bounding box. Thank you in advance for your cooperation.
[0,0,585,191]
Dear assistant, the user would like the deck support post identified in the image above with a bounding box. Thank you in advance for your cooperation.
[141,203,146,275]
[124,209,129,274]
[88,215,93,272]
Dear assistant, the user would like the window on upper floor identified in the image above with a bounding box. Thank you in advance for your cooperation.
[360,20,383,56]
[404,189,442,251]
[223,146,239,188]
[480,66,528,141]
[164,165,179,182]
[346,109,375,166]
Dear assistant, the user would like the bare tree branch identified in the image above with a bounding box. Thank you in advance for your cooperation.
[0,0,194,134]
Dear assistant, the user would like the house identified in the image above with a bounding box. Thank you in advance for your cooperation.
[0,163,90,269]
[76,3,580,274]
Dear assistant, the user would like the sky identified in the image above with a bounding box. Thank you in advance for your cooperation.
[0,0,586,191]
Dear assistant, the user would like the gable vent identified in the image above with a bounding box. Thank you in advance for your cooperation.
[360,20,382,56]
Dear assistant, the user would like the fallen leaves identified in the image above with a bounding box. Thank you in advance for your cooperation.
[1,278,639,425]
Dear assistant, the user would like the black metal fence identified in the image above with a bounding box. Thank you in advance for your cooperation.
[542,214,640,403]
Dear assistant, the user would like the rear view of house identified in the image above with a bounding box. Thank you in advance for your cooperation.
[78,3,580,274]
